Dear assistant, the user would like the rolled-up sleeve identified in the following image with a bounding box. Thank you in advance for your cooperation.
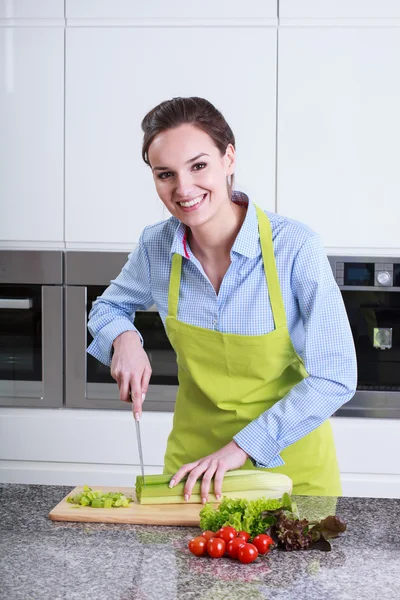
[234,231,357,468]
[87,230,154,366]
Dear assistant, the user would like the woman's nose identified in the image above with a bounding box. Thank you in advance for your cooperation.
[175,173,194,197]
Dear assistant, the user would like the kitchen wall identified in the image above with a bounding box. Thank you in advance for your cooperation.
[1,0,400,496]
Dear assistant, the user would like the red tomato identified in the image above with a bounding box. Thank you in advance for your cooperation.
[201,530,215,542]
[237,531,250,542]
[215,526,237,543]
[237,543,259,564]
[252,534,274,555]
[207,537,226,558]
[226,537,247,559]
[188,536,207,557]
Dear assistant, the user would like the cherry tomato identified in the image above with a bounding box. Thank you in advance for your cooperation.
[207,537,226,558]
[215,526,237,543]
[237,531,250,542]
[237,543,259,564]
[188,536,207,556]
[252,534,274,555]
[226,537,247,559]
[201,530,215,542]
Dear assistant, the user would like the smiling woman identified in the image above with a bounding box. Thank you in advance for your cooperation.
[146,121,245,294]
[87,96,357,504]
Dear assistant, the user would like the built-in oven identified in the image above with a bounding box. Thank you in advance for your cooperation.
[0,251,63,407]
[65,251,178,411]
[329,256,400,419]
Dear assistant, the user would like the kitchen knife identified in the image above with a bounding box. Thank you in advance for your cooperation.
[135,416,146,487]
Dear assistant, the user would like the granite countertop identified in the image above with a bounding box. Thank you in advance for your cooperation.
[1,485,399,600]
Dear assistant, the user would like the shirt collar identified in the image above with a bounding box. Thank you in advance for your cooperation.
[170,191,260,260]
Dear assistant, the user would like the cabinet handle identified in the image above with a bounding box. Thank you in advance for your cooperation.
[0,298,33,309]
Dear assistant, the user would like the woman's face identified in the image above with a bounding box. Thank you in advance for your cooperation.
[147,123,235,227]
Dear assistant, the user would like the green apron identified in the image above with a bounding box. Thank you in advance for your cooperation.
[163,205,342,496]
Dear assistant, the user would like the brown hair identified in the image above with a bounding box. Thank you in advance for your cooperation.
[141,97,235,195]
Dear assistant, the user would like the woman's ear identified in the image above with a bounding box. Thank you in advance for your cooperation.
[224,143,236,175]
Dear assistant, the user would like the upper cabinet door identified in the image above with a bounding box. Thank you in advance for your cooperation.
[277,27,400,251]
[65,0,277,20]
[280,0,400,19]
[65,27,277,246]
[0,0,64,19]
[0,27,64,243]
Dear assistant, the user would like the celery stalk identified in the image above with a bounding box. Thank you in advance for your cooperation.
[135,470,293,505]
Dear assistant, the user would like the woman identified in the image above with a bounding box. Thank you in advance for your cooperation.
[87,97,357,502]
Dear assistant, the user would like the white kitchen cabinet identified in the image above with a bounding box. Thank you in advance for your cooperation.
[0,407,172,486]
[280,0,400,20]
[0,0,64,19]
[331,417,400,498]
[0,26,64,244]
[277,27,400,253]
[65,27,277,246]
[2,408,400,497]
[65,0,277,20]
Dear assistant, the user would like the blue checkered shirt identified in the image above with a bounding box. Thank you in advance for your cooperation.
[87,192,357,468]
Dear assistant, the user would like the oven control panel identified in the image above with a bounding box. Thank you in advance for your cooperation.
[328,257,400,289]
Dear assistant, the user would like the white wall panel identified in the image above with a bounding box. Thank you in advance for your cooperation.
[65,27,277,245]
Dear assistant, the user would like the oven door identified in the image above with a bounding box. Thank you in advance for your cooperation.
[0,284,63,407]
[65,285,178,411]
[335,289,400,418]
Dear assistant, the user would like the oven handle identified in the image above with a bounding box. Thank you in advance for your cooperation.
[0,298,33,309]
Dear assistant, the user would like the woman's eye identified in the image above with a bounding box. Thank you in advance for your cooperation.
[158,163,206,179]
[158,171,173,180]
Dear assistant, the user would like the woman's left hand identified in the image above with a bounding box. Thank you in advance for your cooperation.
[169,440,249,503]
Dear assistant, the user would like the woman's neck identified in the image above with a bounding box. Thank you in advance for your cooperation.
[187,199,247,263]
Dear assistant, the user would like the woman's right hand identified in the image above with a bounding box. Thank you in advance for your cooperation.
[110,331,152,419]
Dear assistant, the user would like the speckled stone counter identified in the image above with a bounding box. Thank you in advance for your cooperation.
[1,485,399,600]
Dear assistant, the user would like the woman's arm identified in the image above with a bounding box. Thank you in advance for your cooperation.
[87,231,154,367]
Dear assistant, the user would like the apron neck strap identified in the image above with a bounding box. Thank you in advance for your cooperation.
[168,253,182,319]
[167,204,288,329]
[255,204,287,330]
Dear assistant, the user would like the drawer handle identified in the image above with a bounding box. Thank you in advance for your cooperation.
[0,298,33,309]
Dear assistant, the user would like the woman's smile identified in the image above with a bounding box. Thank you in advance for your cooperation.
[176,193,208,212]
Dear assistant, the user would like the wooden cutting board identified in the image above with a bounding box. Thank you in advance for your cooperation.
[48,486,207,526]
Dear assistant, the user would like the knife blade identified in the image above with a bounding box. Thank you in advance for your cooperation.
[135,417,146,487]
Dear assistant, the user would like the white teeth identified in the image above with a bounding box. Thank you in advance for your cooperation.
[178,194,205,208]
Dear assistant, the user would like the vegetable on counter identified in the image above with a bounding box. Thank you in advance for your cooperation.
[264,509,347,552]
[192,492,347,561]
[135,470,292,505]
[199,492,295,538]
[187,526,268,564]
[187,510,346,567]
[66,485,133,508]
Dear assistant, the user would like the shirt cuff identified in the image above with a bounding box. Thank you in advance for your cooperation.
[233,420,285,469]
[87,318,143,367]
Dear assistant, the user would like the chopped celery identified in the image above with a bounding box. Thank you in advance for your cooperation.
[66,486,133,508]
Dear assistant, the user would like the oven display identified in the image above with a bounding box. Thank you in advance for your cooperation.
[344,263,375,286]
